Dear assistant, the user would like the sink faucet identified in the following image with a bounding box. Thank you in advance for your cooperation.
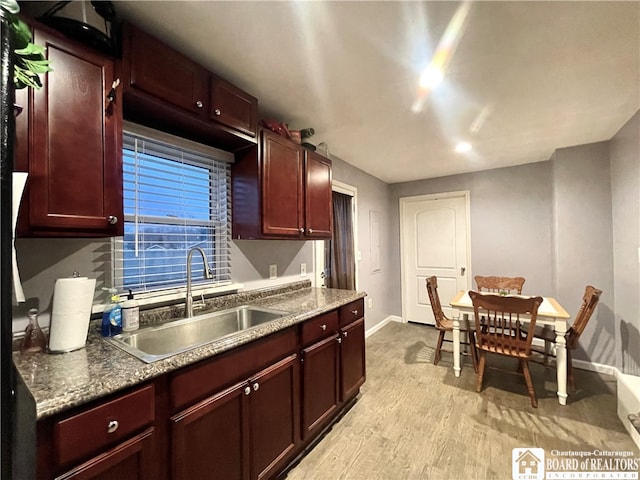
[185,247,213,318]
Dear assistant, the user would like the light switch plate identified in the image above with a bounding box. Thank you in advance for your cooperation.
[300,263,306,276]
[269,264,277,279]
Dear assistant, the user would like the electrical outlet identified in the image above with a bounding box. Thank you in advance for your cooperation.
[269,264,277,279]
[300,263,307,276]
[368,298,373,308]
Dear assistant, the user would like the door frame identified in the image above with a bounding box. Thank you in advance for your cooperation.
[313,179,358,289]
[399,190,472,323]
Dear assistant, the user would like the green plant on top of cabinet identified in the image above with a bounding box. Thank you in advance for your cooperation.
[121,22,258,152]
[232,128,333,240]
[15,21,123,237]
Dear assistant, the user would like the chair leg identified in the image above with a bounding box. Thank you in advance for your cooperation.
[567,348,576,392]
[476,351,486,393]
[434,330,445,365]
[469,332,479,373]
[520,359,538,408]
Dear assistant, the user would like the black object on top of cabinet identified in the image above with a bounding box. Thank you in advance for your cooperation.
[120,22,258,153]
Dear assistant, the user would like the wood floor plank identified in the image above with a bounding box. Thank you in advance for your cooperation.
[285,321,639,479]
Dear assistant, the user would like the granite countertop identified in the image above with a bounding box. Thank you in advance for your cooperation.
[13,282,366,420]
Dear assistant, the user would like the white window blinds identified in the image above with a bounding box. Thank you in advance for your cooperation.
[113,129,232,293]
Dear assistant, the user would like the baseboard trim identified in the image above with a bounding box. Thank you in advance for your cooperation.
[572,358,616,376]
[365,315,401,338]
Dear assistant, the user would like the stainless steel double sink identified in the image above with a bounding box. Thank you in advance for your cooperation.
[108,305,290,363]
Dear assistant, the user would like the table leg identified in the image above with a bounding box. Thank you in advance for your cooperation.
[555,319,568,406]
[453,314,461,377]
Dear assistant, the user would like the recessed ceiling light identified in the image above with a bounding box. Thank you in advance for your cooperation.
[455,142,472,153]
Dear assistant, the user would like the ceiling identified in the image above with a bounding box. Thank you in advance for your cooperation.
[113,1,639,184]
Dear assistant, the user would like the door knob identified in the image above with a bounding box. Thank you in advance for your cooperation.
[460,266,466,276]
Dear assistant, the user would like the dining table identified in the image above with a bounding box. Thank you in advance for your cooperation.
[449,290,572,405]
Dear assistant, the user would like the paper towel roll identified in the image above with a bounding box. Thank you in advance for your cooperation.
[48,277,97,353]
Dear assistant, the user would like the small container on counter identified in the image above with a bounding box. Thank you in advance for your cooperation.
[20,308,47,353]
[122,289,139,332]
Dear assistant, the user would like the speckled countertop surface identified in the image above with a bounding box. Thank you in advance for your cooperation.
[13,282,366,420]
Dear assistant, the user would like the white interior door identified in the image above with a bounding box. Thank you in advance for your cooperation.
[400,193,471,325]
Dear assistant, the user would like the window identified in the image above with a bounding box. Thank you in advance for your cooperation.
[113,125,232,293]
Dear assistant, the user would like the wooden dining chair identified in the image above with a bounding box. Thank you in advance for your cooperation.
[530,285,602,390]
[425,277,478,372]
[469,291,543,408]
[474,275,526,294]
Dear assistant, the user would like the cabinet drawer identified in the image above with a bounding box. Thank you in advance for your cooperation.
[54,384,155,468]
[301,311,339,347]
[171,327,297,411]
[339,299,365,327]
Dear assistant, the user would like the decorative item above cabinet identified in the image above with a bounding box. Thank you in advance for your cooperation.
[120,22,258,152]
[232,128,333,240]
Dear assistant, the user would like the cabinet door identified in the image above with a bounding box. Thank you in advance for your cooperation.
[29,28,122,236]
[126,24,208,116]
[54,428,156,480]
[210,75,257,137]
[261,130,304,236]
[340,317,366,402]
[301,334,339,440]
[305,151,333,238]
[171,382,250,480]
[249,354,300,480]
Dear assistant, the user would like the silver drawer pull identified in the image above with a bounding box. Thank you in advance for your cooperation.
[351,309,358,316]
[343,331,348,338]
[107,420,119,434]
[253,382,259,392]
[244,386,251,396]
[320,324,327,331]
[214,108,221,116]
[196,100,203,108]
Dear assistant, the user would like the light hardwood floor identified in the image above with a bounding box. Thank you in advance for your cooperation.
[285,321,639,479]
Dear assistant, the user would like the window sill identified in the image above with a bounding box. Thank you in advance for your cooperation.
[92,283,244,314]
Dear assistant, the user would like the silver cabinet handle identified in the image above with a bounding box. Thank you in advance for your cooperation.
[351,309,358,316]
[308,229,313,234]
[107,420,119,434]
[244,386,251,396]
[343,331,348,338]
[108,215,118,225]
[196,101,203,108]
[337,337,342,344]
[253,382,259,392]
[214,108,221,116]
[320,324,327,331]
[299,227,305,233]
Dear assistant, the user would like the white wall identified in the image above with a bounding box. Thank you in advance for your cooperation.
[551,142,615,365]
[610,112,640,375]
